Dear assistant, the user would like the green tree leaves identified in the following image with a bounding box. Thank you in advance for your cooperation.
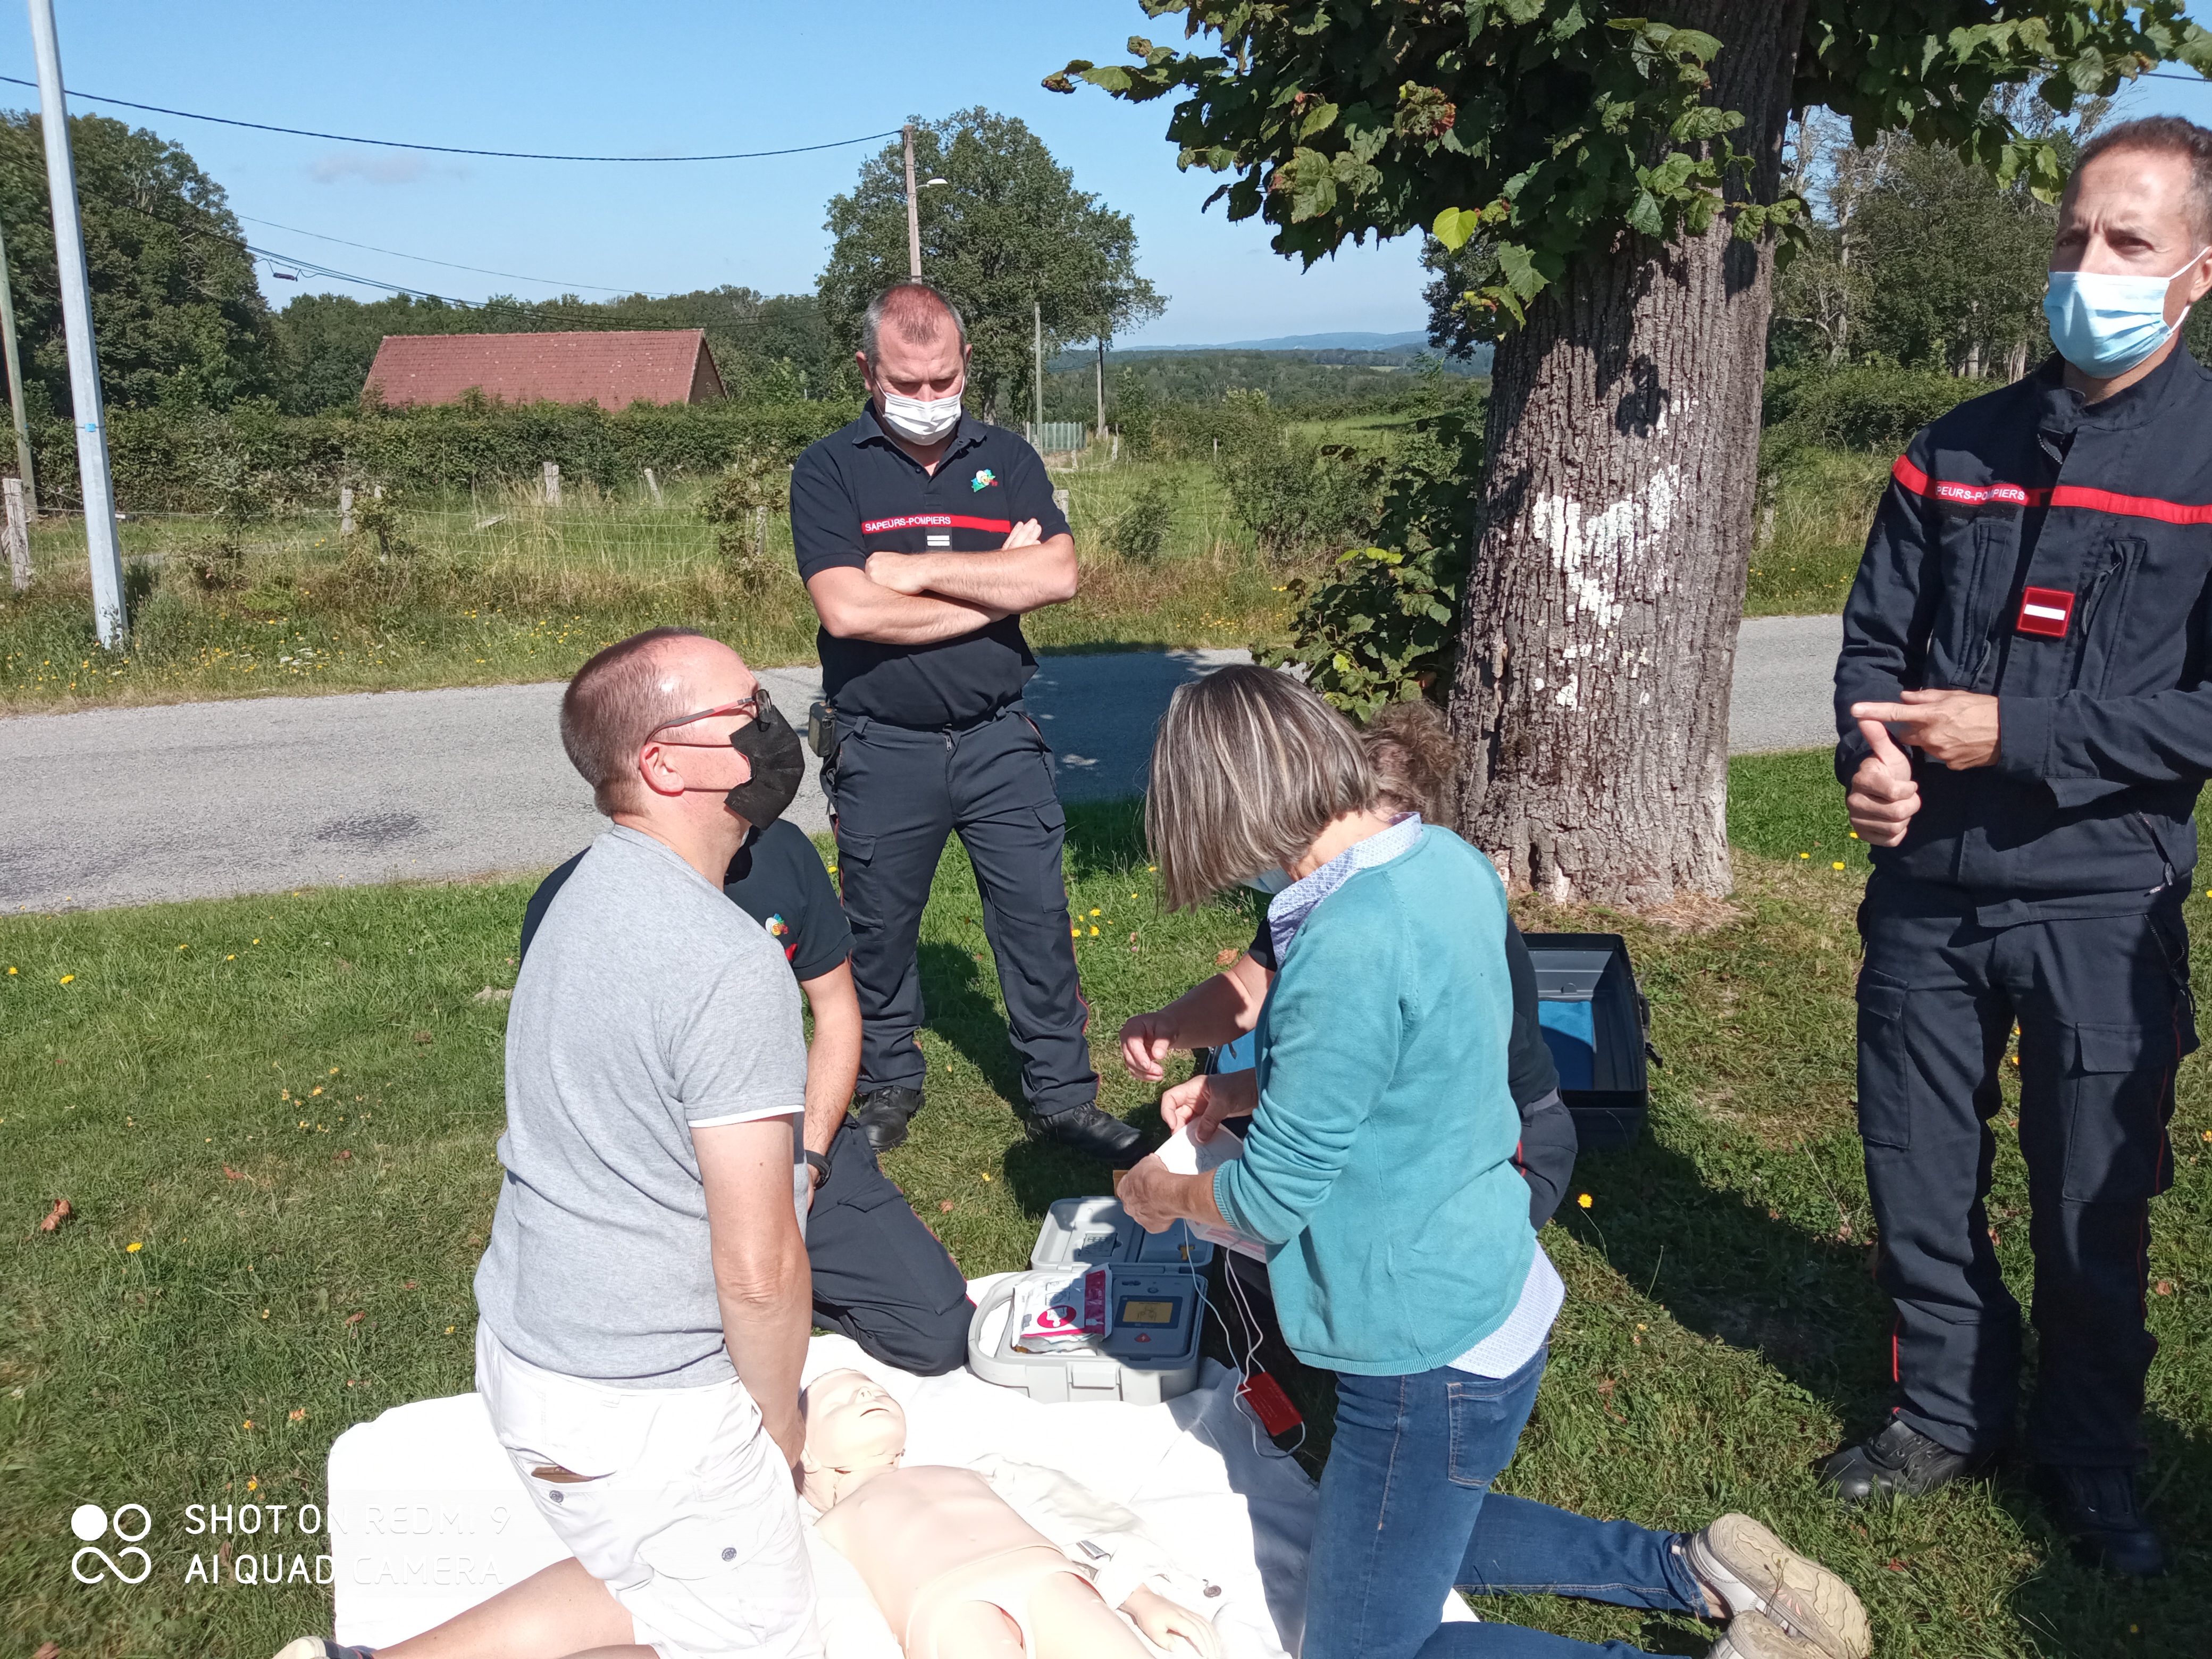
[816,108,1165,421]
[1048,2,2212,339]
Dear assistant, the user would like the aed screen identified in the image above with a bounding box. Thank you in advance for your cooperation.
[1118,1298,1178,1327]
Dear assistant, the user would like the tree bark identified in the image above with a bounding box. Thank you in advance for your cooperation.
[1446,0,1809,907]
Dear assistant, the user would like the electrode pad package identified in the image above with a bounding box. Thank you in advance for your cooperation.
[967,1196,1213,1405]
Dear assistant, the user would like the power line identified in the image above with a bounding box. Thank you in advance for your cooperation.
[0,72,899,163]
[234,212,659,296]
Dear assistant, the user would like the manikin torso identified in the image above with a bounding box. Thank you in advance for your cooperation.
[816,1463,1060,1632]
[800,1369,1219,1658]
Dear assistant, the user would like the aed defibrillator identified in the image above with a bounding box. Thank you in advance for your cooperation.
[966,1196,1211,1405]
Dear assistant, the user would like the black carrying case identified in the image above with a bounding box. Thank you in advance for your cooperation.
[1521,931,1654,1150]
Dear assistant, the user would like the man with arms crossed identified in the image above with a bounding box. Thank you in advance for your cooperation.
[1829,117,2212,1577]
[791,279,1141,1163]
[276,627,819,1658]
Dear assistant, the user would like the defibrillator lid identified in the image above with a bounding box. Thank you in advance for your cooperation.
[1030,1195,1214,1272]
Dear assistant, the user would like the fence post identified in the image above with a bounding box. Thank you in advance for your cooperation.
[543,461,562,506]
[1052,487,1070,526]
[644,467,664,506]
[5,475,28,591]
[754,505,767,563]
[339,485,354,535]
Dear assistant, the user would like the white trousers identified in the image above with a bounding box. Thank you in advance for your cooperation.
[476,1325,820,1659]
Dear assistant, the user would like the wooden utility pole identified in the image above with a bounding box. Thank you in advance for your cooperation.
[0,216,36,517]
[903,124,922,279]
[5,474,28,590]
[29,0,125,644]
[1095,335,1106,446]
[1033,301,1044,442]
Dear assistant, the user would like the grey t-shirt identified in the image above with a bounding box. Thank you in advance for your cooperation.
[474,824,808,1387]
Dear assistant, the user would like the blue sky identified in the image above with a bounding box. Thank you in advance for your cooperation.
[10,3,2212,349]
[1,0,1426,347]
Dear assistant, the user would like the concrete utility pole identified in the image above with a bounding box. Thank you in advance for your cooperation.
[0,216,37,517]
[1095,335,1106,445]
[902,124,922,280]
[28,0,124,644]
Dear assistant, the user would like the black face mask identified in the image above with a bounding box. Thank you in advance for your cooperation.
[725,685,806,828]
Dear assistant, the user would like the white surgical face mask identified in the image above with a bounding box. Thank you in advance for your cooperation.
[2042,248,2208,377]
[876,387,963,443]
[1243,867,1293,896]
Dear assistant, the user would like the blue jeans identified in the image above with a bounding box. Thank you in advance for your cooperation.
[1306,1348,1706,1658]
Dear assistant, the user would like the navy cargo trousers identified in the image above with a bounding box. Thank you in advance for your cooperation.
[826,703,1098,1120]
[1855,877,2192,1467]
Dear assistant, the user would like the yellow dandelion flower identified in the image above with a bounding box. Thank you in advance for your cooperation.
[446,1325,456,1334]
[1089,926,1100,936]
[1577,1193,1593,1210]
[242,1419,254,1430]
[177,943,189,951]
[225,954,236,961]
[59,974,73,984]
[311,1086,323,1096]
[126,1241,143,1253]
[1090,908,1101,916]
[1798,852,1809,860]
[246,1478,258,1492]
[1832,861,1846,870]
[329,1067,339,1075]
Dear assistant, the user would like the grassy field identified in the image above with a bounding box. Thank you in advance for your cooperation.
[1,442,1889,714]
[1745,450,1890,619]
[0,461,1283,714]
[4,755,2207,1657]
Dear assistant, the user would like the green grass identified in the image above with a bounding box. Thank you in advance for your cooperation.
[1747,449,1891,619]
[3,438,1896,712]
[0,464,1295,714]
[5,777,2208,1656]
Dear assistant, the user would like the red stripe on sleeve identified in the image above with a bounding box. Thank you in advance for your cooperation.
[1891,454,2212,523]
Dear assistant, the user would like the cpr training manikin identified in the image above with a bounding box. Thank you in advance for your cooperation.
[800,1369,1223,1658]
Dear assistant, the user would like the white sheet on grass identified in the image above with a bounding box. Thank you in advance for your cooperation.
[327,1276,1475,1654]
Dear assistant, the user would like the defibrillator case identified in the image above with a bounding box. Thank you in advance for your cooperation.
[966,1197,1211,1405]
[1522,931,1653,1150]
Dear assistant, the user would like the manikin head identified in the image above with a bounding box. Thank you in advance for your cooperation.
[800,1369,909,1511]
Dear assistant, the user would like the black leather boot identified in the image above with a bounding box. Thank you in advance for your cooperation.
[2030,1463,2167,1577]
[1820,1419,1995,1504]
[852,1085,924,1154]
[1024,1102,1147,1166]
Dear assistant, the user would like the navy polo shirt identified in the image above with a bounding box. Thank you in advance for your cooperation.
[789,403,1070,728]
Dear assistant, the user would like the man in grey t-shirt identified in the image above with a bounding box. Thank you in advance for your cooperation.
[275,629,821,1659]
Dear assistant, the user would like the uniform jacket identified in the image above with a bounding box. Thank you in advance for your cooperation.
[1835,346,2212,920]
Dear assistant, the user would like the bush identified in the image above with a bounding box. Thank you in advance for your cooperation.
[26,397,859,513]
[1104,478,1174,562]
[700,454,791,588]
[1761,365,1981,456]
[1257,406,1481,717]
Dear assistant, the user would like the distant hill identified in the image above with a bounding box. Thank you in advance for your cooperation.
[1125,329,1432,353]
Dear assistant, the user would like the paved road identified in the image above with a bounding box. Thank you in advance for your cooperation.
[0,621,1837,913]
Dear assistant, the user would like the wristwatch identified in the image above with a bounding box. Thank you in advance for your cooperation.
[803,1149,832,1188]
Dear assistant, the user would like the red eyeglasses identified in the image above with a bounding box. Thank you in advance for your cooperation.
[645,696,760,748]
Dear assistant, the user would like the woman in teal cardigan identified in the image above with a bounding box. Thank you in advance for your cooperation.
[1118,668,1867,1659]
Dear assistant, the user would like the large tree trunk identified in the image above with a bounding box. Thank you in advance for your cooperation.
[1446,1,1809,907]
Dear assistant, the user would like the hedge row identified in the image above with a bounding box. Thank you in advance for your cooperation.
[1760,364,1983,456]
[23,398,861,513]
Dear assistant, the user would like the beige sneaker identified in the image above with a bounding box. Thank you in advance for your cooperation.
[1685,1513,1871,1659]
[270,1642,375,1659]
[1710,1611,1836,1659]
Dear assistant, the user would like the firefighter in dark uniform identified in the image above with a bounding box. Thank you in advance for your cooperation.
[789,280,1142,1165]
[1828,118,2212,1577]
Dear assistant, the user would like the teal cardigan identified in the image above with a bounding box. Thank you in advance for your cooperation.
[1211,825,1533,1375]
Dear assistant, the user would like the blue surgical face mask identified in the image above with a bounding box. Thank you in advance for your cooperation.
[1243,867,1293,896]
[2043,249,2207,377]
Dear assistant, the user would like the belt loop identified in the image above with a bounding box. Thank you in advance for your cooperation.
[849,714,872,740]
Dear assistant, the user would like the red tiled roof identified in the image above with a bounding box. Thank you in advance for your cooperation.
[362,329,725,408]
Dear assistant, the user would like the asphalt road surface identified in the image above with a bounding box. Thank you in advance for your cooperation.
[1,620,1838,913]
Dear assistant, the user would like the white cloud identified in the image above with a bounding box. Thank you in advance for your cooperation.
[307,152,466,186]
